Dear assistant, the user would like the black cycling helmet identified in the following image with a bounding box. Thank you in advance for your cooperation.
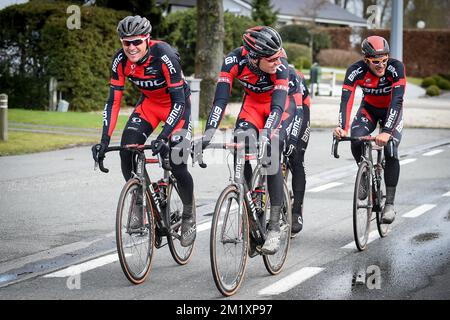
[117,15,152,39]
[361,36,390,57]
[242,26,282,58]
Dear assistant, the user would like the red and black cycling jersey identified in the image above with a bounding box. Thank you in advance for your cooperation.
[287,68,311,145]
[101,40,189,143]
[338,58,406,134]
[204,46,290,139]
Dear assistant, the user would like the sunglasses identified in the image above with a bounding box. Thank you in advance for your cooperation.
[263,56,281,63]
[121,36,149,47]
[366,57,388,65]
[262,50,283,63]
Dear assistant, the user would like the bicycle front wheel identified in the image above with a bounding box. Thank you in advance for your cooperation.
[353,162,372,251]
[375,173,390,237]
[263,181,292,275]
[210,185,249,297]
[116,178,155,284]
[166,181,195,265]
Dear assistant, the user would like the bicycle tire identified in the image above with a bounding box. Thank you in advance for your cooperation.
[353,162,372,251]
[210,185,249,297]
[116,178,155,284]
[166,180,195,265]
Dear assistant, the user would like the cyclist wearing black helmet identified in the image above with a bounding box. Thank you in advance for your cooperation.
[92,15,196,247]
[200,26,306,254]
[334,36,406,224]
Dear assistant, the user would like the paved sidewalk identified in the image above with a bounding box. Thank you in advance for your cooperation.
[225,84,450,129]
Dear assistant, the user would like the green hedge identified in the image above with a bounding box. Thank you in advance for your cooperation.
[0,1,130,111]
[421,74,450,91]
[283,43,311,69]
[426,85,440,96]
[279,24,330,58]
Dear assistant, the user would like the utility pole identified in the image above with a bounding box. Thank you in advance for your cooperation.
[391,0,403,61]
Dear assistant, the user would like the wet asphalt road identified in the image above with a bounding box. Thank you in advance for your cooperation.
[0,128,449,300]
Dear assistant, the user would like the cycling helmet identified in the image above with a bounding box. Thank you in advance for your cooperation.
[117,15,152,39]
[242,26,282,58]
[361,36,390,57]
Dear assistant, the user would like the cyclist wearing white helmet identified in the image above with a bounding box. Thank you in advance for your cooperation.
[92,15,196,247]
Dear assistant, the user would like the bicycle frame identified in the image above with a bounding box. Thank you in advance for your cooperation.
[199,143,267,246]
[97,144,174,242]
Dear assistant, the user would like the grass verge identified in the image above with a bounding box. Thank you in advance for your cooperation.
[0,132,97,156]
[8,109,129,129]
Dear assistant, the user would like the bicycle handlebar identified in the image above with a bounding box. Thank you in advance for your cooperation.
[96,144,164,173]
[332,135,393,159]
[190,140,247,169]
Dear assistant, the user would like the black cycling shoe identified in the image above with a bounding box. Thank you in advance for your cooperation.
[291,212,303,238]
[180,216,196,247]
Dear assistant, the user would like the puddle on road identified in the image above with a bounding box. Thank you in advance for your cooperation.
[412,232,441,243]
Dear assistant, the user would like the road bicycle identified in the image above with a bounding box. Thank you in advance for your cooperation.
[332,135,391,251]
[195,141,291,296]
[96,143,195,284]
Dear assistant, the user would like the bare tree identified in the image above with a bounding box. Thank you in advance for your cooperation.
[195,0,224,118]
[403,0,450,28]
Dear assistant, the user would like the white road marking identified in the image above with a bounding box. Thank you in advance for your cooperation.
[44,253,120,278]
[442,191,450,197]
[423,149,443,157]
[400,158,417,166]
[402,204,436,218]
[307,182,343,193]
[341,230,379,249]
[258,267,325,296]
[197,220,212,233]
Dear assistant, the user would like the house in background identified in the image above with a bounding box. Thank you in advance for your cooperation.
[158,0,367,28]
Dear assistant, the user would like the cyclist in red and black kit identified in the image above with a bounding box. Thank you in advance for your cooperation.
[91,16,196,247]
[200,26,306,253]
[285,68,311,236]
[334,36,406,224]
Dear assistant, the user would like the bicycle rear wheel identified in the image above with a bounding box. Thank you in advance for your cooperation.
[210,185,249,297]
[116,178,155,284]
[166,180,195,265]
[353,162,372,251]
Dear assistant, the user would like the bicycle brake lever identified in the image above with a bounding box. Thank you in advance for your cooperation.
[332,136,340,159]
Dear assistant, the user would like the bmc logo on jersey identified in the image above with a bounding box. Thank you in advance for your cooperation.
[166,103,183,125]
[239,80,273,93]
[290,114,302,139]
[129,78,166,88]
[348,67,363,82]
[225,56,238,65]
[384,109,397,128]
[161,55,177,74]
[387,65,398,78]
[361,86,392,95]
[112,52,123,73]
[208,106,222,128]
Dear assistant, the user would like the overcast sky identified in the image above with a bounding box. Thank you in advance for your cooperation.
[0,0,28,10]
